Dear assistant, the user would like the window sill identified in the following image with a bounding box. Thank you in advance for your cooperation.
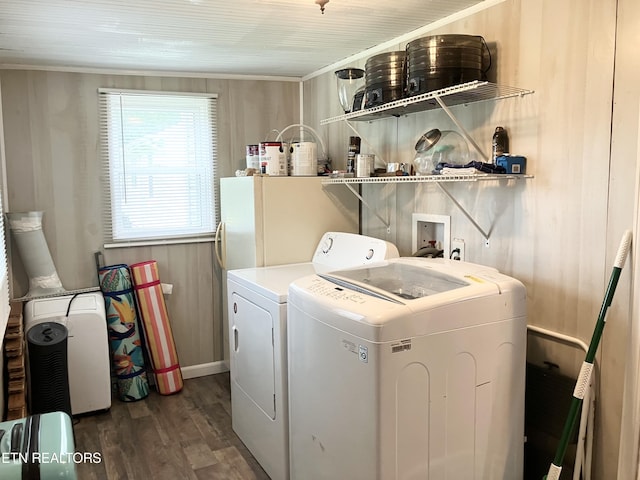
[104,236,216,249]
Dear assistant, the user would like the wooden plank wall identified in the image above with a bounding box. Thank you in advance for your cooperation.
[304,0,634,478]
[1,0,639,477]
[0,71,300,369]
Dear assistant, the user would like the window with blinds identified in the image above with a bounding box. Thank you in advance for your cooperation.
[99,89,218,246]
[0,187,9,342]
[0,83,9,341]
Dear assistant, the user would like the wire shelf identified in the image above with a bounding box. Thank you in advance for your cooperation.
[320,81,534,125]
[321,174,533,184]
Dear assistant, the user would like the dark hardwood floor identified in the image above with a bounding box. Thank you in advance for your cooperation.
[73,373,270,480]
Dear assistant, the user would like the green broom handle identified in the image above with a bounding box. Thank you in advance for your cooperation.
[544,230,632,480]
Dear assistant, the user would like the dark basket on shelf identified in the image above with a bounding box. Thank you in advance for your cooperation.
[364,51,406,108]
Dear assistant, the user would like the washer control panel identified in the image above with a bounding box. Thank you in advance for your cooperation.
[305,277,368,304]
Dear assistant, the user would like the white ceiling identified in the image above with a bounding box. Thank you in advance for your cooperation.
[0,0,490,78]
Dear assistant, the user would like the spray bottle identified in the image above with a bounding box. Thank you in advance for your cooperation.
[492,126,509,163]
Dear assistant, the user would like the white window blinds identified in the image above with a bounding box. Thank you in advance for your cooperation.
[99,89,218,245]
[0,188,9,342]
[0,83,9,342]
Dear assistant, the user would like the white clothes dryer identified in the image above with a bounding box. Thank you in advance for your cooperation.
[227,232,398,480]
[287,257,527,480]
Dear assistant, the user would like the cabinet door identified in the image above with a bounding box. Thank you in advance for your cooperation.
[229,292,275,419]
[220,177,259,270]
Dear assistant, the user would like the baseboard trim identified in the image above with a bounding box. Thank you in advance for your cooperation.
[181,361,229,380]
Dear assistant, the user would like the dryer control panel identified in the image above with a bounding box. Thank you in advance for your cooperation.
[311,232,399,268]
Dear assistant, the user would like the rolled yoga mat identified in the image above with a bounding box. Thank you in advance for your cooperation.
[98,264,150,401]
[130,260,183,395]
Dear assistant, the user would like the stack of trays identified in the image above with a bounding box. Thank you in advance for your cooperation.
[405,34,486,97]
[4,302,27,420]
[364,51,406,108]
[357,34,491,111]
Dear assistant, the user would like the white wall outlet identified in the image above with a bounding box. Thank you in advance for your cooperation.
[412,213,451,257]
[452,238,465,261]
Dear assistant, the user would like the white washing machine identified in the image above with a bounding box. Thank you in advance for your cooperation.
[287,257,527,480]
[24,291,111,415]
[227,232,398,480]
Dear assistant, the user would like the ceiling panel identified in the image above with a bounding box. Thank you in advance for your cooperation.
[0,0,488,77]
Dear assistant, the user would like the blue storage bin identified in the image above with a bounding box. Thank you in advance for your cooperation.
[496,154,527,174]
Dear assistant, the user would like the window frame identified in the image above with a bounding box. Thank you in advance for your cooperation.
[98,88,218,248]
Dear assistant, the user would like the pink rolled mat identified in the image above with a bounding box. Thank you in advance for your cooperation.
[130,260,183,395]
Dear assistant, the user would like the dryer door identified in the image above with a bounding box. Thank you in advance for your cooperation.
[230,292,276,419]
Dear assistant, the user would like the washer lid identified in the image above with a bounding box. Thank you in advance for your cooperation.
[289,258,526,342]
[321,261,469,301]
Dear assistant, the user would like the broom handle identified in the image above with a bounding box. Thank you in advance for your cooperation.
[544,230,632,480]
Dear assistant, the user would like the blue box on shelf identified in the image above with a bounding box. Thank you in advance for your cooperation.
[496,155,527,174]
